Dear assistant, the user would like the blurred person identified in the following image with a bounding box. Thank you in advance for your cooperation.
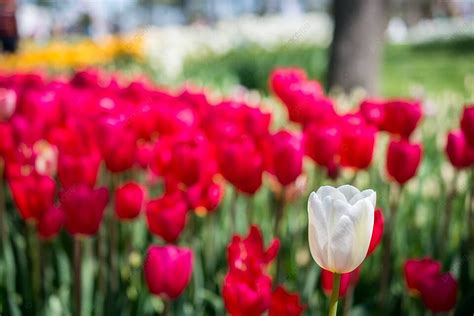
[0,0,18,53]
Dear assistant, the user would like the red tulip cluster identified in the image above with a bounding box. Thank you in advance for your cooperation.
[321,208,384,297]
[446,105,474,169]
[223,225,305,316]
[404,258,457,313]
[270,68,423,182]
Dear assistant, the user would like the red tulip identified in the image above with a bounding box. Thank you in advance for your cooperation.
[57,150,101,188]
[445,130,474,169]
[269,286,305,316]
[217,135,264,194]
[366,208,384,256]
[0,88,16,121]
[223,270,272,316]
[461,105,474,147]
[146,192,188,242]
[186,178,223,213]
[60,185,109,236]
[403,258,441,294]
[38,207,64,240]
[97,118,137,173]
[269,68,307,106]
[418,272,457,313]
[0,123,14,158]
[321,267,361,298]
[283,82,334,125]
[339,116,376,169]
[115,182,146,220]
[8,171,56,222]
[304,122,341,167]
[386,139,422,184]
[359,99,385,128]
[269,130,303,186]
[381,99,422,138]
[144,245,193,299]
[227,225,280,276]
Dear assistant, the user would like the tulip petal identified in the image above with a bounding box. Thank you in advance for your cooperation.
[337,185,360,202]
[329,214,354,273]
[349,189,376,207]
[316,186,347,203]
[347,198,374,271]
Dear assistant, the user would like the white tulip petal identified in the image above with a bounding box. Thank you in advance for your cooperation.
[329,215,354,272]
[316,186,347,202]
[348,198,374,270]
[308,222,330,270]
[308,193,328,251]
[337,185,360,202]
[349,189,376,207]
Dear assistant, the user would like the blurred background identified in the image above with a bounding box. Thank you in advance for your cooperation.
[1,0,473,96]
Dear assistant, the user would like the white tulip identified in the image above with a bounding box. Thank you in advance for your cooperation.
[308,185,376,273]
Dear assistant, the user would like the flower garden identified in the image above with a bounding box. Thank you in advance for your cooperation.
[0,35,474,316]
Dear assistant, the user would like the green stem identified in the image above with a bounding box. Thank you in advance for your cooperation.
[0,161,6,251]
[74,236,82,316]
[27,222,41,312]
[328,273,341,316]
[230,188,238,232]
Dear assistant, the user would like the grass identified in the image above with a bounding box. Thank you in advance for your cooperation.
[180,37,474,98]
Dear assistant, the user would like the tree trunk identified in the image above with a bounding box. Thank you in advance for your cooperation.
[327,0,391,95]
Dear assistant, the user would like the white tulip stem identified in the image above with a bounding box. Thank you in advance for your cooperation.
[329,273,341,316]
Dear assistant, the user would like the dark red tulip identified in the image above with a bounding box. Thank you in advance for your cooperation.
[386,139,422,184]
[445,130,474,169]
[115,182,146,220]
[223,270,272,316]
[403,258,441,294]
[227,225,280,276]
[460,105,474,147]
[367,208,384,256]
[146,192,188,242]
[418,272,457,313]
[8,171,56,222]
[381,99,422,138]
[0,123,14,158]
[269,286,305,316]
[38,207,64,240]
[339,116,376,169]
[269,130,303,186]
[321,267,361,298]
[304,122,341,167]
[60,185,109,236]
[144,245,193,299]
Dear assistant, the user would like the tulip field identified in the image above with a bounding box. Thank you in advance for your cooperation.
[0,53,474,316]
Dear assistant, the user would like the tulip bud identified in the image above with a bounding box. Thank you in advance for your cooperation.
[339,117,376,170]
[144,245,193,299]
[60,185,109,236]
[57,149,101,188]
[115,182,146,220]
[146,192,188,243]
[386,139,422,184]
[418,273,457,313]
[460,105,474,147]
[269,286,305,316]
[403,258,441,294]
[9,171,56,222]
[308,185,376,273]
[381,99,422,138]
[359,99,384,128]
[304,123,341,168]
[445,130,474,169]
[38,207,64,240]
[270,130,303,186]
[269,68,307,106]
